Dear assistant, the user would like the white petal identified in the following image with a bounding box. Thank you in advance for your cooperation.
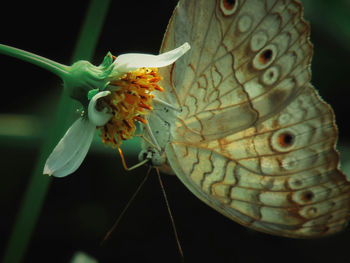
[43,118,96,177]
[88,90,112,126]
[114,42,190,73]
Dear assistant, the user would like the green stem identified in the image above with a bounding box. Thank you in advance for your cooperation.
[1,1,111,262]
[0,44,70,79]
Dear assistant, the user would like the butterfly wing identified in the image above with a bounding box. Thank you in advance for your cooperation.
[148,0,350,237]
[165,83,350,238]
[158,0,313,143]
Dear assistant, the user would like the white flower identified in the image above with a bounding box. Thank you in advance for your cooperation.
[43,91,112,177]
[43,43,190,178]
[112,43,190,76]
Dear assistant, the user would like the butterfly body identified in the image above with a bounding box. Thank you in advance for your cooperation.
[141,0,350,238]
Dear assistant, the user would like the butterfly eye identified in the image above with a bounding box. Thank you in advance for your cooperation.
[220,0,238,16]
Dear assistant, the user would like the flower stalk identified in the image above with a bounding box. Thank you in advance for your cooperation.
[1,1,111,263]
[0,43,70,79]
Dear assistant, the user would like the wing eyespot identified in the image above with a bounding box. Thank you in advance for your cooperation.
[261,66,280,85]
[306,207,318,217]
[220,0,239,16]
[277,132,295,148]
[223,0,236,10]
[252,44,277,70]
[301,190,314,202]
[259,49,273,64]
[271,129,296,152]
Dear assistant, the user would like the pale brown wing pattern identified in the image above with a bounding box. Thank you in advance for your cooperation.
[165,84,350,238]
[159,0,312,143]
[153,0,350,237]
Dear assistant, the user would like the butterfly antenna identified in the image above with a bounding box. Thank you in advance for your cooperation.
[156,168,184,262]
[100,166,152,246]
[117,146,149,171]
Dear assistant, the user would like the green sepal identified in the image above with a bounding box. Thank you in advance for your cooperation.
[99,51,114,70]
[65,51,116,107]
[87,88,100,100]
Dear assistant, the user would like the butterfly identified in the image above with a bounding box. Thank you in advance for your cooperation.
[138,0,350,238]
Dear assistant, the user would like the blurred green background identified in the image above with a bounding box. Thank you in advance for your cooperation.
[0,0,349,263]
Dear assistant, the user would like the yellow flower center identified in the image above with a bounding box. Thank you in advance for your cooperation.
[99,67,163,147]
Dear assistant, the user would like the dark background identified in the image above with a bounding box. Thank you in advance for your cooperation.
[1,0,350,262]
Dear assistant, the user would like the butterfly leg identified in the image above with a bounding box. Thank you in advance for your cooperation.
[117,145,150,171]
[144,117,161,151]
[117,122,163,171]
[136,119,167,167]
[134,133,159,150]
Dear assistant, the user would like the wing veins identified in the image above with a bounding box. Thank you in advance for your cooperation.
[183,0,279,103]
